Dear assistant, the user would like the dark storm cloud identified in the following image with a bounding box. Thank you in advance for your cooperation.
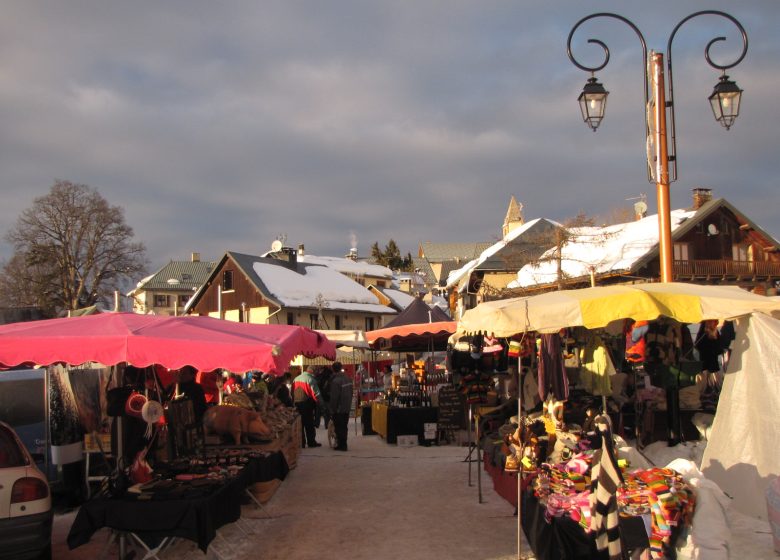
[0,1,777,271]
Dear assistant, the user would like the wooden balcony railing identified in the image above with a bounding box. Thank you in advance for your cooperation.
[673,259,780,278]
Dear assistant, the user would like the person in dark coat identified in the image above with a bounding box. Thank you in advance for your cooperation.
[329,362,353,451]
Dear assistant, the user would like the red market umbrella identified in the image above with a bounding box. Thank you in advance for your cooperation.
[366,321,457,352]
[0,312,336,374]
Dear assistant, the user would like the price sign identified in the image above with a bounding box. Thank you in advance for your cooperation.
[436,385,465,431]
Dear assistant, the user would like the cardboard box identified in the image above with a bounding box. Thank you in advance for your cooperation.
[396,435,418,447]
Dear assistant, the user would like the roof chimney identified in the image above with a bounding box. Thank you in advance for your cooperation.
[346,247,358,261]
[191,252,200,262]
[281,247,297,268]
[692,187,713,210]
[298,244,305,257]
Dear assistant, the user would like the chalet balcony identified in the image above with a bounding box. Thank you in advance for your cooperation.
[673,259,780,280]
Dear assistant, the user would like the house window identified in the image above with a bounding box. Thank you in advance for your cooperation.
[181,273,192,281]
[334,315,342,330]
[178,295,189,307]
[310,314,319,329]
[733,244,749,261]
[154,294,169,307]
[365,317,375,332]
[673,243,689,261]
[287,312,295,325]
[222,270,234,291]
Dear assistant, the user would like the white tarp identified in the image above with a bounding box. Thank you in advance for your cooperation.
[701,313,780,519]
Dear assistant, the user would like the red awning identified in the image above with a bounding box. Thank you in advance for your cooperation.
[366,321,457,351]
[0,312,336,374]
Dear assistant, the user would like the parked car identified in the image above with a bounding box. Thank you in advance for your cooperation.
[0,421,52,560]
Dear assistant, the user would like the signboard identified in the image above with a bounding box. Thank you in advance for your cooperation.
[436,385,465,431]
[423,422,437,441]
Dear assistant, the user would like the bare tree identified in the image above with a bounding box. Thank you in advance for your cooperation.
[0,180,147,316]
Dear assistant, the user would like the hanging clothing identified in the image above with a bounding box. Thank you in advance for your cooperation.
[645,319,682,388]
[579,333,615,396]
[521,367,539,411]
[537,333,569,402]
[625,320,649,363]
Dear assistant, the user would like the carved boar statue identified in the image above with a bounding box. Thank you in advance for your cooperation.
[203,405,272,444]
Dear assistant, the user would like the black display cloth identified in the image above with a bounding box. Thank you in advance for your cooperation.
[522,489,650,560]
[386,406,438,444]
[67,451,289,553]
[361,405,376,435]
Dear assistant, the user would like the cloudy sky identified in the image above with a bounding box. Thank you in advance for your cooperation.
[0,1,777,272]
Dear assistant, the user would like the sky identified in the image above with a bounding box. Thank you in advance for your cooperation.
[0,1,777,274]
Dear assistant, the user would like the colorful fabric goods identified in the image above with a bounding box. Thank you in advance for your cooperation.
[460,371,491,404]
[526,431,694,560]
[619,468,695,559]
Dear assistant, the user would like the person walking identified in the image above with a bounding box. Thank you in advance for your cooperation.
[293,366,322,448]
[317,366,334,429]
[329,362,353,451]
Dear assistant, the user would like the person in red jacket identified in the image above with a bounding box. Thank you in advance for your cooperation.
[196,369,220,405]
[292,366,322,448]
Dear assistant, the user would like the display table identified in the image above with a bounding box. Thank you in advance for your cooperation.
[521,487,650,560]
[482,455,687,559]
[371,401,438,444]
[67,451,289,554]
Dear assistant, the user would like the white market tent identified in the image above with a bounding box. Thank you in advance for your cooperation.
[455,282,780,519]
[701,312,780,519]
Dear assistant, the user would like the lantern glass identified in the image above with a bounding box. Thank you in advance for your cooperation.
[709,74,742,130]
[578,76,608,131]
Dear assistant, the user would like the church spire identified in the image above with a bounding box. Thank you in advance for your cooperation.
[502,195,524,237]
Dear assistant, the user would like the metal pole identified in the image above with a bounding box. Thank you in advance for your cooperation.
[651,51,674,283]
[467,405,472,486]
[476,407,482,503]
[516,355,523,560]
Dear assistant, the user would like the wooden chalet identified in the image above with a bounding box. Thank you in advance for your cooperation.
[186,249,396,332]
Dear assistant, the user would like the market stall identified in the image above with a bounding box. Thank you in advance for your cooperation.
[366,315,457,445]
[455,282,780,558]
[67,449,289,555]
[0,312,337,556]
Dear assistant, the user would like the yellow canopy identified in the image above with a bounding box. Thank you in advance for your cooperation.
[456,282,780,336]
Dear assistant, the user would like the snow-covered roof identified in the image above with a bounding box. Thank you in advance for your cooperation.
[381,288,416,309]
[510,209,696,288]
[252,261,394,314]
[446,218,559,288]
[298,254,393,278]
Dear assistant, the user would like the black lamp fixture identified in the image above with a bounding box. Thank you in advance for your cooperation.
[578,76,609,132]
[709,73,743,130]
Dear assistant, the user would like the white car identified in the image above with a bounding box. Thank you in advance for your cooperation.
[0,421,52,560]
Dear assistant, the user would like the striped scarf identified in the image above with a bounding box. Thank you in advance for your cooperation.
[589,424,624,559]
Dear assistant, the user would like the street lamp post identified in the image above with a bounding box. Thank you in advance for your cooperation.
[567,11,748,282]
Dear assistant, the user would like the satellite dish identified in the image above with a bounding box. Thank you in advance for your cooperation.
[708,223,719,235]
[633,200,648,216]
[271,239,283,252]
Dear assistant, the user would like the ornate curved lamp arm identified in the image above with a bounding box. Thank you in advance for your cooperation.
[666,11,748,179]
[567,13,649,113]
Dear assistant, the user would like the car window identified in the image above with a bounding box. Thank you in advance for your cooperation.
[0,426,27,468]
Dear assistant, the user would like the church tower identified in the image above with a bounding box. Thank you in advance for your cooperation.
[502,195,524,238]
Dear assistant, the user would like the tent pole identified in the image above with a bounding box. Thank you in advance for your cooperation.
[44,367,51,481]
[517,353,522,560]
